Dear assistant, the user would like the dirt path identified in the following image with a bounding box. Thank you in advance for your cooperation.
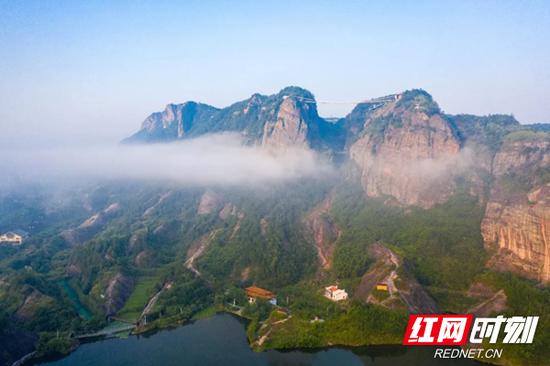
[355,243,395,300]
[184,230,220,277]
[468,289,507,316]
[272,315,292,325]
[385,250,400,297]
[142,191,173,217]
[257,329,271,346]
[303,194,340,269]
[185,241,208,276]
[140,282,171,320]
[356,242,438,313]
[256,315,292,346]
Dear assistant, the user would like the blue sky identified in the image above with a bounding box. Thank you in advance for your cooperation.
[1,0,549,144]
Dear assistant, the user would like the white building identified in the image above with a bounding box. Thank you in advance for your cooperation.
[0,230,28,245]
[324,285,348,301]
[0,232,23,245]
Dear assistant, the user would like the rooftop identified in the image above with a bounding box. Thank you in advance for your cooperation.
[246,286,275,299]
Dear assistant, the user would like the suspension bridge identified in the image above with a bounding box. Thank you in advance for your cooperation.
[283,94,400,105]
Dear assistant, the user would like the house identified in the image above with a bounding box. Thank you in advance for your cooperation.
[324,285,348,301]
[0,230,28,245]
[376,283,389,291]
[245,286,277,305]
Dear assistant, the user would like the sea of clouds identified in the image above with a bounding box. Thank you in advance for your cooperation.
[0,133,333,189]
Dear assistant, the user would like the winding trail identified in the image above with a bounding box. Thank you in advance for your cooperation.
[185,230,220,277]
[140,282,172,321]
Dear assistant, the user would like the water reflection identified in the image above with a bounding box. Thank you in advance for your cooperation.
[37,313,482,366]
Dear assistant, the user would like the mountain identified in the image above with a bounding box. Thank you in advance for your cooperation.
[123,86,345,152]
[124,86,550,283]
[125,102,219,142]
[1,87,550,366]
[348,90,462,208]
[482,134,550,282]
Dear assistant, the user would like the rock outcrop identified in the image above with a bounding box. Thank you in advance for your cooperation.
[124,86,550,284]
[303,194,340,269]
[103,273,134,316]
[261,97,310,149]
[124,102,219,142]
[197,191,220,215]
[482,137,550,283]
[134,250,149,267]
[124,86,344,151]
[349,90,463,208]
[355,243,438,313]
[61,203,121,246]
[219,202,244,221]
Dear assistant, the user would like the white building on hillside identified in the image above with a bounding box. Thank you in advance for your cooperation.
[0,232,23,245]
[0,230,28,245]
[324,285,348,301]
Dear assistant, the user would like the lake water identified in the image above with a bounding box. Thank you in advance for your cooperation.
[37,313,482,366]
[58,279,92,320]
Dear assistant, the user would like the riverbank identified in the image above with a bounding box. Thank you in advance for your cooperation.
[30,313,485,366]
[23,305,506,366]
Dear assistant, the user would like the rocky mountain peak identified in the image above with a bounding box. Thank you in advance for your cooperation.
[262,95,311,149]
[348,89,462,207]
[277,85,315,99]
[482,135,550,283]
[124,86,343,151]
[244,93,267,112]
[395,89,440,115]
[125,101,218,143]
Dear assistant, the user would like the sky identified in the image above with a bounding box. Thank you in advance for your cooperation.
[1,0,550,145]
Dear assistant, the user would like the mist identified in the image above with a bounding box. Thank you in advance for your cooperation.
[0,133,334,190]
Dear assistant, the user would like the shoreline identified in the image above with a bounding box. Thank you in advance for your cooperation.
[23,310,502,366]
[24,309,394,365]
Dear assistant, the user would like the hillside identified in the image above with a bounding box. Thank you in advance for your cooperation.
[1,87,549,366]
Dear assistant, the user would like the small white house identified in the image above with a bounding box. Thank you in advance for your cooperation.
[0,232,23,245]
[324,285,348,301]
[0,230,28,245]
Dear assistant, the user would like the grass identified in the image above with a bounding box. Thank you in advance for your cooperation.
[269,309,288,322]
[425,287,479,313]
[117,276,162,321]
[191,304,221,320]
[504,130,548,142]
[264,302,407,350]
[476,272,550,366]
[371,289,390,302]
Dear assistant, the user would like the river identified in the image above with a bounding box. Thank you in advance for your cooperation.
[36,313,482,366]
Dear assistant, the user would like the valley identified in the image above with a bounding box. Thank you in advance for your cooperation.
[1,87,549,366]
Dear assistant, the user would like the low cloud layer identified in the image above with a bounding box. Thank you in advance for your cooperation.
[0,133,333,189]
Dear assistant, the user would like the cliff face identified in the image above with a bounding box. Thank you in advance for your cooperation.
[103,273,134,316]
[261,97,310,149]
[197,190,221,215]
[128,102,219,142]
[349,90,462,208]
[303,194,340,269]
[61,203,121,246]
[124,86,342,151]
[482,137,550,283]
[124,86,550,283]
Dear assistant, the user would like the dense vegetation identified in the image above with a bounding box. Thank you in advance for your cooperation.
[0,166,549,366]
[264,302,407,349]
[331,182,486,290]
[480,272,550,366]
